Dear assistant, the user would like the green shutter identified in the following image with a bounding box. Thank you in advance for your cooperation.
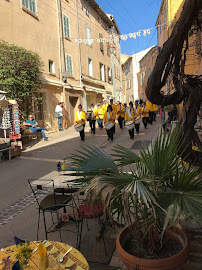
[63,15,70,38]
[67,55,73,76]
[22,0,36,14]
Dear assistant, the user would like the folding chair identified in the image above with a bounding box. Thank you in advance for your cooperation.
[28,179,72,241]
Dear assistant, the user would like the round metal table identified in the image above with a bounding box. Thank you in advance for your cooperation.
[0,240,89,269]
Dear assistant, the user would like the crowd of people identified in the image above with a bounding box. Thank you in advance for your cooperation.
[22,99,177,143]
[74,98,161,142]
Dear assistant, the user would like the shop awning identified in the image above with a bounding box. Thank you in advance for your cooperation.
[85,86,105,94]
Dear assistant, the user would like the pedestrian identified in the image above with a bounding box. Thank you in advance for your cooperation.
[97,104,104,129]
[55,102,63,131]
[161,105,165,122]
[162,105,177,132]
[61,102,68,130]
[75,104,86,141]
[102,99,108,113]
[109,98,117,134]
[134,101,142,134]
[23,114,48,141]
[123,103,128,126]
[142,102,149,128]
[89,104,97,134]
[103,105,115,141]
[117,102,125,129]
[153,104,158,122]
[125,101,137,140]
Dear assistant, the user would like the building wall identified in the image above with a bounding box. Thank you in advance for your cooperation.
[156,0,168,49]
[1,0,121,129]
[137,46,158,100]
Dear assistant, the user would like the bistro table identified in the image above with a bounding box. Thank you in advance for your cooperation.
[0,240,89,269]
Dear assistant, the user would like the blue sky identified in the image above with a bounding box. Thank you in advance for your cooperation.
[96,0,161,55]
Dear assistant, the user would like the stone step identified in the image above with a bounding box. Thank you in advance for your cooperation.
[183,261,202,270]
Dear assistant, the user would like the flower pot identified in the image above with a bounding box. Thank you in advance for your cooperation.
[116,225,189,270]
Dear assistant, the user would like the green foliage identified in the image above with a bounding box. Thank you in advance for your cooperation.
[0,40,44,118]
[66,125,202,254]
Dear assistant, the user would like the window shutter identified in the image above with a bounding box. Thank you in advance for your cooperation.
[63,15,70,38]
[99,33,104,53]
[67,55,73,76]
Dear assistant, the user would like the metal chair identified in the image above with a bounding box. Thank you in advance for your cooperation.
[28,179,72,241]
[46,203,84,250]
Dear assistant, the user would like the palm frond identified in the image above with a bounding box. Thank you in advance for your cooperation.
[111,145,140,166]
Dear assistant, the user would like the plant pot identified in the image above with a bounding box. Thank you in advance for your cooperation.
[116,225,189,270]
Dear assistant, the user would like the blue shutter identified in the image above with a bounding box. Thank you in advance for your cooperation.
[67,55,73,76]
[63,15,70,38]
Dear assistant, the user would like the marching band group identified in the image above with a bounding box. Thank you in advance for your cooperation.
[74,98,158,141]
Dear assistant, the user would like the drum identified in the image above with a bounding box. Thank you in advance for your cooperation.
[105,121,114,130]
[74,123,84,132]
[125,121,135,130]
[135,116,141,124]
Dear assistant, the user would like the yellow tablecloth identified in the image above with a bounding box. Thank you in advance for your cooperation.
[0,241,89,270]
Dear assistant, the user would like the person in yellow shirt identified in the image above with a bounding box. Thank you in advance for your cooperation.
[102,99,108,113]
[125,101,137,139]
[146,100,154,125]
[142,102,150,128]
[97,104,104,129]
[116,102,125,129]
[89,104,97,134]
[103,105,115,141]
[134,101,142,134]
[75,104,86,141]
[123,103,128,126]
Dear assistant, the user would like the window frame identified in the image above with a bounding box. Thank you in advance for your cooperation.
[66,54,73,77]
[99,62,105,81]
[99,33,104,54]
[21,0,37,15]
[63,14,71,39]
[86,25,92,47]
[48,60,55,74]
[88,57,93,77]
[85,0,90,16]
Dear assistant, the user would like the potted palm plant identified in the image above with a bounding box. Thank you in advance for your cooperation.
[65,127,202,270]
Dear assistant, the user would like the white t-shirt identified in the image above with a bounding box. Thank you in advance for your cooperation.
[55,105,63,116]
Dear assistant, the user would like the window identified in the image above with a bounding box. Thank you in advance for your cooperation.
[141,72,145,85]
[98,17,101,24]
[108,67,112,83]
[127,79,131,89]
[66,55,73,76]
[163,12,166,29]
[88,58,93,77]
[22,0,36,14]
[86,25,92,46]
[49,60,55,74]
[147,68,151,80]
[85,0,89,16]
[63,15,70,38]
[99,33,104,54]
[147,54,150,62]
[100,63,105,81]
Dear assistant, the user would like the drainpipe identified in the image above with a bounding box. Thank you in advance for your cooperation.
[76,0,87,110]
[58,0,66,104]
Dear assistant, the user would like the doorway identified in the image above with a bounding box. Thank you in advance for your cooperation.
[69,96,78,125]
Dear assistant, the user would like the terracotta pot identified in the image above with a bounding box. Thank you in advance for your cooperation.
[116,225,189,270]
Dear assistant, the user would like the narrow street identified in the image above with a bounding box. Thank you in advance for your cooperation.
[0,118,160,248]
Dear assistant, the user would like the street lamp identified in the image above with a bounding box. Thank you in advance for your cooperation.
[109,43,116,100]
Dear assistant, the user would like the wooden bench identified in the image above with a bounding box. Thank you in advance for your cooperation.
[21,132,43,145]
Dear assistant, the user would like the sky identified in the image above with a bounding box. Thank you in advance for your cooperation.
[96,0,162,55]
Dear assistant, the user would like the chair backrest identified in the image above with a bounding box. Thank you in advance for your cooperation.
[28,179,55,208]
